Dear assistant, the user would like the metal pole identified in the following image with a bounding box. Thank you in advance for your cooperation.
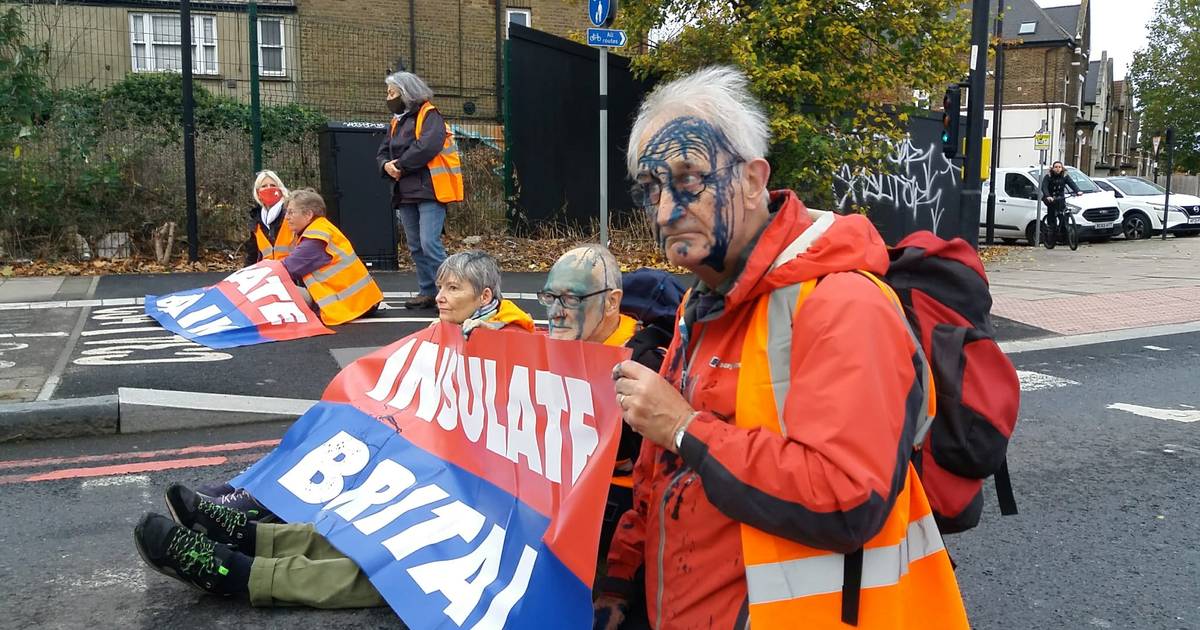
[599,46,609,246]
[960,0,990,248]
[248,1,262,173]
[1162,128,1174,241]
[181,0,199,262]
[985,10,1004,246]
[1036,153,1044,247]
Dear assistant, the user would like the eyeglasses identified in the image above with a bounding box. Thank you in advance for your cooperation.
[630,162,743,209]
[536,289,609,309]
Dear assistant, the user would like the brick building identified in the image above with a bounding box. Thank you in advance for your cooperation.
[1081,52,1114,176]
[984,0,1091,169]
[11,0,587,126]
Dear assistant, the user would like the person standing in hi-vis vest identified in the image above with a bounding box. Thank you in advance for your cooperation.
[244,170,295,266]
[597,67,970,630]
[280,190,382,326]
[377,71,464,311]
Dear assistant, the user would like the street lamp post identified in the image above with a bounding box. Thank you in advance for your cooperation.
[985,10,1005,246]
[1161,128,1175,241]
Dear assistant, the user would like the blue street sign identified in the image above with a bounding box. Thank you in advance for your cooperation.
[588,0,613,27]
[586,28,627,48]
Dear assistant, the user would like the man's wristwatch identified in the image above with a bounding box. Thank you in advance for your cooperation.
[673,412,699,451]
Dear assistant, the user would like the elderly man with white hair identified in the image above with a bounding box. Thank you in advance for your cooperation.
[596,67,970,629]
[377,70,464,310]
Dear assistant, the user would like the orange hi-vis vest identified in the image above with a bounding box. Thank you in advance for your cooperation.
[297,217,383,326]
[390,103,464,204]
[734,273,968,629]
[254,219,295,261]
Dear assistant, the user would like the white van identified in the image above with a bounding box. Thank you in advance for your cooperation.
[980,166,1122,244]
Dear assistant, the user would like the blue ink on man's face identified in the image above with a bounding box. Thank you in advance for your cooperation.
[636,116,741,272]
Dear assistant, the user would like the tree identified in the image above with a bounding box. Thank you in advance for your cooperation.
[0,7,48,149]
[1129,0,1200,173]
[615,0,969,205]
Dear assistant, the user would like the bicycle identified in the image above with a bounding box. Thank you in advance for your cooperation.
[1041,203,1080,251]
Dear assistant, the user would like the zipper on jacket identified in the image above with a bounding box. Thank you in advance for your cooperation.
[656,467,694,629]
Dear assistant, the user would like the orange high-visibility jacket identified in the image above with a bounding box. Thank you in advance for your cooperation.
[254,220,295,261]
[297,217,383,326]
[603,191,969,630]
[389,102,464,204]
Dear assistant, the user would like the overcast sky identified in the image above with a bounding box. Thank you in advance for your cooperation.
[1036,0,1156,80]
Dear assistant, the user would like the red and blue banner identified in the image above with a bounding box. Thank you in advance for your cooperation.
[233,323,628,629]
[145,260,333,349]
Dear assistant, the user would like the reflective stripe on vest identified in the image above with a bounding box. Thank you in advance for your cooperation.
[414,102,465,204]
[298,217,383,326]
[745,512,944,603]
[255,221,295,261]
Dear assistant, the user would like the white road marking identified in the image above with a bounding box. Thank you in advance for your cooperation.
[1001,321,1200,355]
[118,387,317,415]
[0,332,69,338]
[80,326,163,337]
[80,474,150,489]
[1143,345,1170,352]
[1107,403,1200,424]
[1016,370,1080,392]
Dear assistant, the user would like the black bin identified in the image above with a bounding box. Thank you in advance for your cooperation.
[318,122,397,271]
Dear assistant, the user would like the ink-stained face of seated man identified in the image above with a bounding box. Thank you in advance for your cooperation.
[634,116,744,273]
[543,249,609,342]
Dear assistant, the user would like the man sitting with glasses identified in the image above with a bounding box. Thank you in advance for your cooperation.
[538,245,675,619]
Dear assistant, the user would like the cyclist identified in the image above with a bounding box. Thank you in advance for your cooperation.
[1039,161,1082,248]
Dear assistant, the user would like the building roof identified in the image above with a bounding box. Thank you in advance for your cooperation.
[998,0,1077,45]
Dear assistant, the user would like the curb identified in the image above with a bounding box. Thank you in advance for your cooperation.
[0,395,119,443]
[0,389,316,443]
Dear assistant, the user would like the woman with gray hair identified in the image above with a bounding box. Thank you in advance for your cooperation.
[376,71,464,310]
[434,250,533,334]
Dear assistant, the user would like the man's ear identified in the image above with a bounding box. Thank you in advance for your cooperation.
[742,157,771,201]
[606,288,623,317]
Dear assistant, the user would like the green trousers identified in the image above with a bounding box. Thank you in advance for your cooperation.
[247,522,386,609]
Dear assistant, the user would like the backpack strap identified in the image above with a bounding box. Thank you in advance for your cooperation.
[994,459,1019,516]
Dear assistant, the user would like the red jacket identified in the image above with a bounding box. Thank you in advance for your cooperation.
[603,191,919,629]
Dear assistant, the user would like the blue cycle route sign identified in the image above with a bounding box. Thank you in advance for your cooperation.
[586,28,627,48]
[588,0,615,27]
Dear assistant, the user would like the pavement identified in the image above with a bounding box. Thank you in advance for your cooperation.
[0,235,1198,442]
[2,327,1197,628]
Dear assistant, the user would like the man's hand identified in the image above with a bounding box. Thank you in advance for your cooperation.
[593,594,628,630]
[383,160,402,180]
[613,360,694,453]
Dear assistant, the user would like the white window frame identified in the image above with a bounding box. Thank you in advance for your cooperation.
[505,8,531,38]
[1018,21,1037,35]
[129,12,218,75]
[257,17,286,77]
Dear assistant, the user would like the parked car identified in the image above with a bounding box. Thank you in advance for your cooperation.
[981,166,1122,244]
[1092,176,1200,239]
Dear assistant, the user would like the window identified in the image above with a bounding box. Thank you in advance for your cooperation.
[1005,173,1037,200]
[912,89,929,109]
[130,13,218,75]
[258,18,285,76]
[1018,21,1037,35]
[505,8,531,37]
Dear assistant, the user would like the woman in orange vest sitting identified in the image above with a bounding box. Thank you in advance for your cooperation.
[377,71,464,312]
[244,170,293,266]
[433,250,533,335]
[280,189,383,326]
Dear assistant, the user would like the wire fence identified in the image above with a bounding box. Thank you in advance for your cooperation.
[3,0,505,259]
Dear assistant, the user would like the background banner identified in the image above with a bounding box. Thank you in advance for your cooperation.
[145,260,333,348]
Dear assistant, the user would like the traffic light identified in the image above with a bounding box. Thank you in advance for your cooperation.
[941,84,961,159]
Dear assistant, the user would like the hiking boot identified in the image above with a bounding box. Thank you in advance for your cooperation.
[134,512,250,596]
[405,294,436,309]
[165,483,256,553]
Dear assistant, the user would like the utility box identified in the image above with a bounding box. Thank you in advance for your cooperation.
[318,122,398,271]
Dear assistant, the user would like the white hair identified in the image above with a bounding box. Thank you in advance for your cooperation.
[626,66,770,176]
[251,170,289,206]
